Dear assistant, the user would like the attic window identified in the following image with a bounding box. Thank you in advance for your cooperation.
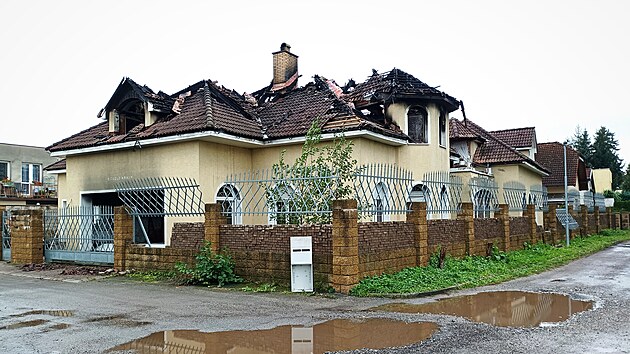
[116,100,144,134]
[408,106,428,143]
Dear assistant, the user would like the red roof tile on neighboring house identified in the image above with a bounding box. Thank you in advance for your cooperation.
[489,127,536,148]
[449,119,480,140]
[535,142,588,189]
[450,118,548,174]
[44,159,66,171]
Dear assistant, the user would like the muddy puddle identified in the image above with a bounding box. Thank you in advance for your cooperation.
[10,310,74,318]
[0,319,49,330]
[108,318,438,353]
[371,291,593,328]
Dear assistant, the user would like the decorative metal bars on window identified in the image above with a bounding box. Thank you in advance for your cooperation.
[420,171,463,219]
[503,181,527,212]
[469,177,499,218]
[354,164,413,221]
[594,192,606,210]
[529,185,549,211]
[115,177,205,217]
[43,206,114,253]
[223,164,413,224]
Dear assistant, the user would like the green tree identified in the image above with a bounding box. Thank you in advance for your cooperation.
[267,120,357,224]
[590,126,625,189]
[566,125,593,164]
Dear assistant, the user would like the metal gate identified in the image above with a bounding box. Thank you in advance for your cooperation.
[1,210,10,261]
[43,206,114,265]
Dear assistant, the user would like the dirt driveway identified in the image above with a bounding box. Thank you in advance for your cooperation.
[1,242,629,353]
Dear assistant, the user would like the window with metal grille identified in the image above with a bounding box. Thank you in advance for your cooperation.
[408,106,428,143]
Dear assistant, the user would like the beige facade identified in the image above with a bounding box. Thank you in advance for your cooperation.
[592,168,612,193]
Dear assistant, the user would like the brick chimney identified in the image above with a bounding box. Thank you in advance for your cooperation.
[271,43,298,92]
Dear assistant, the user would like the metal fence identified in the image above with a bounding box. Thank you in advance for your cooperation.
[568,190,580,209]
[529,185,548,211]
[556,208,579,230]
[469,177,499,218]
[354,164,413,221]
[224,163,413,223]
[594,192,606,211]
[503,181,527,212]
[43,206,114,264]
[1,209,10,261]
[420,171,463,219]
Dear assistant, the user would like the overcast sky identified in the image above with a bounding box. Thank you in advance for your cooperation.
[1,0,628,165]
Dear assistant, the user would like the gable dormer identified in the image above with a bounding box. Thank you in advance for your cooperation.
[100,78,171,134]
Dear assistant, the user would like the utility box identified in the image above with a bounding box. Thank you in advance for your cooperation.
[290,236,313,292]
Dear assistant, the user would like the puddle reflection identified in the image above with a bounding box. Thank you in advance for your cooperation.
[108,318,438,353]
[372,291,593,327]
[0,319,49,330]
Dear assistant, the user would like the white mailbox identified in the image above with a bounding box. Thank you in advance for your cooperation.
[290,236,313,292]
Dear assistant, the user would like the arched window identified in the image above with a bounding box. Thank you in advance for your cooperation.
[439,109,447,146]
[216,184,241,225]
[268,184,296,225]
[474,189,492,218]
[373,182,390,222]
[409,183,431,213]
[408,106,428,143]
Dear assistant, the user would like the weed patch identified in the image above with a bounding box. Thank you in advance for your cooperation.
[350,230,630,296]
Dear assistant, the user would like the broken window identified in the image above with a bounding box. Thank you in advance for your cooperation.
[439,109,447,146]
[408,106,428,143]
[115,100,144,134]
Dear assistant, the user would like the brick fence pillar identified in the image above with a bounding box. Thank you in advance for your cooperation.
[623,212,630,230]
[526,204,537,244]
[495,204,510,252]
[331,199,359,294]
[579,205,588,237]
[458,202,475,256]
[114,206,134,270]
[407,202,428,267]
[546,204,557,245]
[606,207,612,230]
[10,207,44,264]
[594,206,601,234]
[615,212,622,229]
[204,203,225,254]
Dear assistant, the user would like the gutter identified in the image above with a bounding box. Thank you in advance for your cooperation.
[50,129,408,157]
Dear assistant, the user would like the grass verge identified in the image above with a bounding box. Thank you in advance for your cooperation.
[350,229,630,297]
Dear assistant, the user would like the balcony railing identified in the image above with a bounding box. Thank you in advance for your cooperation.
[0,181,57,199]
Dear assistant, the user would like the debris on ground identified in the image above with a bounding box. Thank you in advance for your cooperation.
[20,263,112,276]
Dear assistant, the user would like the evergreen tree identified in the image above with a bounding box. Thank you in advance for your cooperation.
[621,165,630,193]
[591,126,625,189]
[567,126,593,165]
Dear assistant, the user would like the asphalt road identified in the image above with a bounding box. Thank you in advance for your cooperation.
[1,242,629,354]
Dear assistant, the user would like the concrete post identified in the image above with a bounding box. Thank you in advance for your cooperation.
[407,202,428,267]
[204,203,225,254]
[331,199,359,294]
[10,207,44,264]
[0,205,5,260]
[458,202,475,256]
[114,206,134,270]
